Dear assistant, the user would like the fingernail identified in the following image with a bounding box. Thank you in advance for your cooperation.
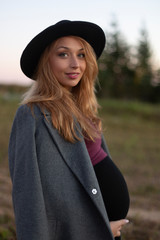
[125,219,129,223]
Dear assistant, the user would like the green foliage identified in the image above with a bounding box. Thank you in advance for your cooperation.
[0,215,16,240]
[98,19,160,103]
[98,21,135,99]
[136,28,152,69]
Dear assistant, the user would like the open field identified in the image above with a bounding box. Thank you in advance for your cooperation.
[0,86,160,239]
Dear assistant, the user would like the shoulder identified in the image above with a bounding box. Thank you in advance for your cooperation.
[15,104,43,121]
[12,104,45,133]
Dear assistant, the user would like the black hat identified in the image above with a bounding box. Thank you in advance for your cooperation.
[20,20,106,79]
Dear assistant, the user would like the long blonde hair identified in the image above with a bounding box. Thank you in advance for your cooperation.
[21,36,102,142]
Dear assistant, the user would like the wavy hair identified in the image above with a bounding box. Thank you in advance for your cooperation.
[21,36,102,142]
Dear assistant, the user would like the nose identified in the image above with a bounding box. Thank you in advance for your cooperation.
[70,56,79,68]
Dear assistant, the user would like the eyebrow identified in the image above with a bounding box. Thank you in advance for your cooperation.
[56,46,84,51]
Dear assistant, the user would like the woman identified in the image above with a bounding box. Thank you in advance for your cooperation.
[9,20,130,240]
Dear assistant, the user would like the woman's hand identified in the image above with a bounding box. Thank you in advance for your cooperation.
[110,219,129,237]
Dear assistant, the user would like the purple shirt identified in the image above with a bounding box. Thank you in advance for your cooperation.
[85,137,107,166]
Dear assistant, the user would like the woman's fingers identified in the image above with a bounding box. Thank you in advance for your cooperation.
[110,219,129,237]
[119,219,129,226]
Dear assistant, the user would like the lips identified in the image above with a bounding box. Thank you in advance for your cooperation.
[66,73,80,79]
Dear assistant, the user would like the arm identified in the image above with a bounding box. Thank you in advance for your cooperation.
[8,105,51,240]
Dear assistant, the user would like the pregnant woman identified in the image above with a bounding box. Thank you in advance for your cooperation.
[9,20,130,240]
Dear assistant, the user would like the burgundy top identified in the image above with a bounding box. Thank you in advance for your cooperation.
[85,137,107,166]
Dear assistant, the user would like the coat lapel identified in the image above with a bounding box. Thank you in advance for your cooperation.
[43,112,111,229]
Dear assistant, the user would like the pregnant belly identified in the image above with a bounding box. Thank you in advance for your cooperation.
[94,155,130,221]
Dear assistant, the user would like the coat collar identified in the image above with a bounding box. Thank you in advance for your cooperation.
[42,110,111,232]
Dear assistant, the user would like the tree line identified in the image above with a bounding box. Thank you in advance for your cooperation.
[97,20,160,103]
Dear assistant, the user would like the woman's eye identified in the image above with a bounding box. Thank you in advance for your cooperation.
[78,53,85,58]
[58,52,68,57]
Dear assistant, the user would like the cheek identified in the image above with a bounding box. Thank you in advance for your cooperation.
[82,62,86,73]
[49,59,61,74]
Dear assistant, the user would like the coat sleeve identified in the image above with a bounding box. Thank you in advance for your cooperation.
[8,105,52,240]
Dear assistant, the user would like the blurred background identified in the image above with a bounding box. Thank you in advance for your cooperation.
[0,0,160,239]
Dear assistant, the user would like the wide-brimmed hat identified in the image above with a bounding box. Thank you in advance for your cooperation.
[20,20,106,79]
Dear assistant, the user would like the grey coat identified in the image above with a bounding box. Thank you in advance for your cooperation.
[8,104,114,240]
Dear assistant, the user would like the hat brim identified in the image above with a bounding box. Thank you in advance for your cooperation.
[20,20,106,79]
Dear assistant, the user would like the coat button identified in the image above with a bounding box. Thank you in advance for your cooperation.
[92,188,97,195]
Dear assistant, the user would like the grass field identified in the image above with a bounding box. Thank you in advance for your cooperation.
[0,86,160,239]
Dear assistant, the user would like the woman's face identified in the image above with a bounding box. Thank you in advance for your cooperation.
[49,36,86,90]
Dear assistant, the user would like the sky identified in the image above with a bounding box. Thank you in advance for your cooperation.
[1,0,160,85]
